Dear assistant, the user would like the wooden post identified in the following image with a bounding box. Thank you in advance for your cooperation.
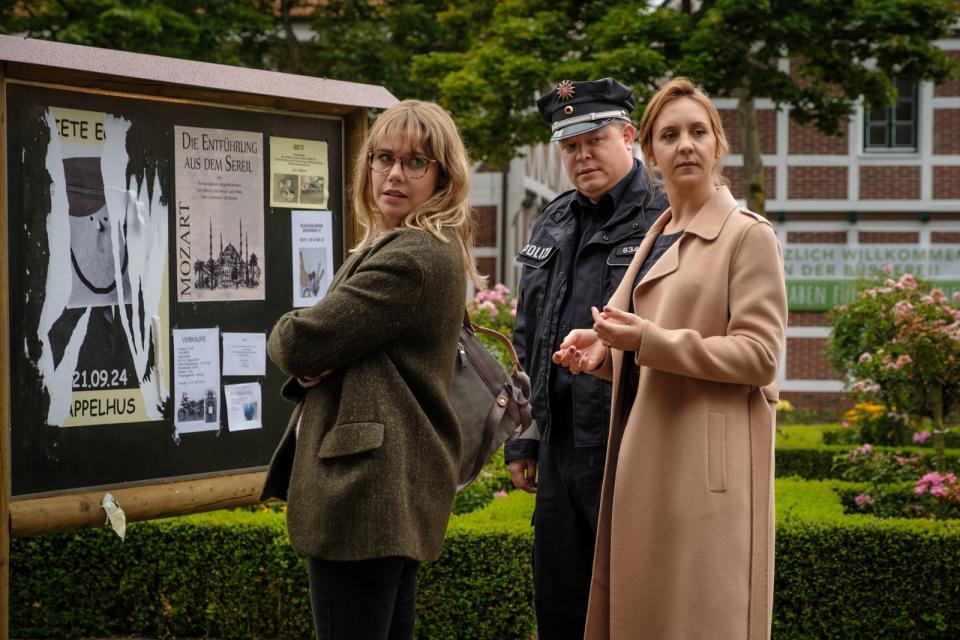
[9,471,266,538]
[0,66,11,640]
[344,106,369,248]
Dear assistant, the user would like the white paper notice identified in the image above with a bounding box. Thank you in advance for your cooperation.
[173,328,221,434]
[292,210,335,308]
[224,382,262,431]
[222,332,266,376]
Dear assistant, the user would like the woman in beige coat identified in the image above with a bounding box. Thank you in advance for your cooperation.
[554,78,787,639]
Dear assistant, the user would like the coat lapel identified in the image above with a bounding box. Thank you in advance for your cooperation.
[609,210,670,312]
[635,187,740,291]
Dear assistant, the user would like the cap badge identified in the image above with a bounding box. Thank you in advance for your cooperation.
[563,105,574,115]
[556,80,576,102]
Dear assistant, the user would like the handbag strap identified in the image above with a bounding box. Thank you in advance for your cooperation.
[461,309,534,434]
[462,309,523,373]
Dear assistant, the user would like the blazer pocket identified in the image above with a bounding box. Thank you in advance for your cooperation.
[318,422,385,459]
[706,412,727,493]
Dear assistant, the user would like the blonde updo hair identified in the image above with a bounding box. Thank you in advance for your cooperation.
[637,77,730,189]
[352,99,486,290]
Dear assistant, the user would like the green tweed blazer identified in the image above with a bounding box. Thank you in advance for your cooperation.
[260,228,466,562]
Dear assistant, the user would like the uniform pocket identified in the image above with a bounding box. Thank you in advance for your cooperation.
[707,412,727,493]
[318,422,385,459]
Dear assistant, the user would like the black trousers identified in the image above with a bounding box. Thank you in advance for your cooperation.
[308,556,419,640]
[533,427,606,640]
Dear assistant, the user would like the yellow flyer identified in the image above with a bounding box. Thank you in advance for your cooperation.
[270,136,329,209]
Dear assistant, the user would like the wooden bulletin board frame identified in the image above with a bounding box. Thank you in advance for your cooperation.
[0,35,396,640]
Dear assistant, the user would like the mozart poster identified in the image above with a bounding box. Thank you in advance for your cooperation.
[175,125,265,302]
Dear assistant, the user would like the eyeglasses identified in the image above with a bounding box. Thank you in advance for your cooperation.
[369,150,437,179]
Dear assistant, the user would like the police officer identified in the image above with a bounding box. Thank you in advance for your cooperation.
[505,78,667,640]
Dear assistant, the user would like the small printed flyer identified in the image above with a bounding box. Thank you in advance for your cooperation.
[224,382,262,431]
[173,327,221,434]
[292,210,335,308]
[270,136,329,209]
[222,332,266,376]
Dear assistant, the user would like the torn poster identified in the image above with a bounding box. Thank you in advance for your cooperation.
[36,106,170,427]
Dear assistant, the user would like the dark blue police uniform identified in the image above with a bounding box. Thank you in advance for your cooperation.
[507,157,665,638]
[505,78,667,639]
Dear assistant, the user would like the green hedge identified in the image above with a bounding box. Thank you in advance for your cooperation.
[13,482,960,639]
[774,478,960,639]
[775,425,960,480]
[11,498,534,640]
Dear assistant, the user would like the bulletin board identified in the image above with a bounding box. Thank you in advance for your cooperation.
[6,81,346,498]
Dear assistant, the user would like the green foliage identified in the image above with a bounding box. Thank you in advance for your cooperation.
[774,480,960,639]
[836,480,960,521]
[832,444,936,484]
[777,447,841,480]
[468,283,518,370]
[13,484,960,639]
[8,0,957,174]
[12,511,313,639]
[838,401,910,445]
[775,424,960,481]
[418,492,536,640]
[10,498,535,640]
[452,447,514,515]
[0,0,276,67]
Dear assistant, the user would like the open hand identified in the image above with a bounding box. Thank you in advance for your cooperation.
[553,328,607,374]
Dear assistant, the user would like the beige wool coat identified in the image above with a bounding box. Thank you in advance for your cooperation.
[584,187,787,640]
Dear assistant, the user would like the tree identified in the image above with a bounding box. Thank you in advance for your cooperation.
[293,0,459,101]
[0,0,277,68]
[577,0,959,214]
[298,0,959,210]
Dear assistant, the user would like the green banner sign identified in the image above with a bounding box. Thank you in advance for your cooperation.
[787,279,960,311]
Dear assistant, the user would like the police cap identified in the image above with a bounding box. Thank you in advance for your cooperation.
[537,78,636,142]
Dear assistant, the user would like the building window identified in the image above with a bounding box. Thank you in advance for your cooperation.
[864,78,918,152]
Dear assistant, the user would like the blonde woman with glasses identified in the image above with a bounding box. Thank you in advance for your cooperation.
[261,100,485,640]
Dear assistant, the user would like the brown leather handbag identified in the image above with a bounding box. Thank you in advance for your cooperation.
[452,311,533,490]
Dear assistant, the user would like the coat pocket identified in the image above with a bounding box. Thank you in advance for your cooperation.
[318,422,385,459]
[707,412,727,493]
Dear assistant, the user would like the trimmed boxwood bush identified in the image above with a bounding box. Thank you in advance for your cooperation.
[11,497,534,640]
[774,479,960,639]
[776,425,960,480]
[12,482,960,639]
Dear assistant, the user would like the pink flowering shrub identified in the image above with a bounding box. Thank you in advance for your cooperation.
[467,283,518,370]
[914,471,959,499]
[828,270,960,463]
[834,444,929,484]
[835,443,960,519]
